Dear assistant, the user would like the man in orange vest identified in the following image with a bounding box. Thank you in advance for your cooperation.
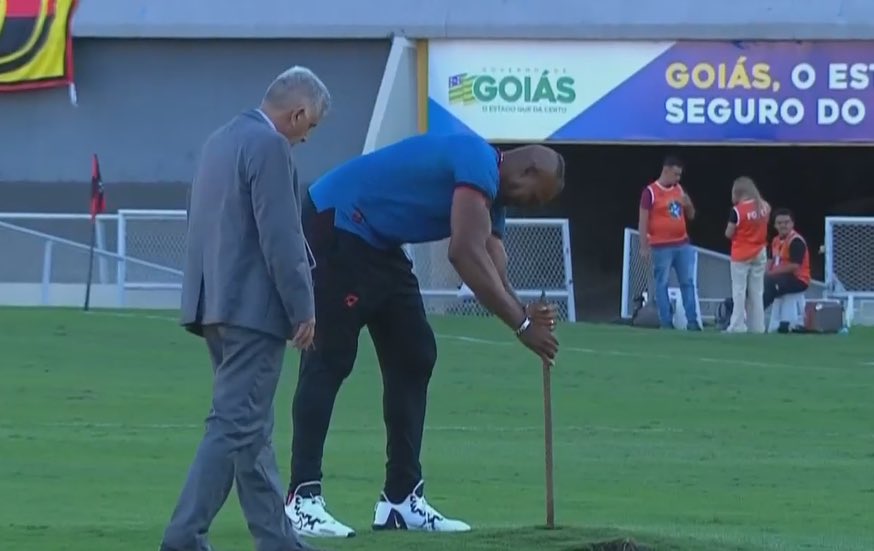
[765,209,811,331]
[638,156,700,330]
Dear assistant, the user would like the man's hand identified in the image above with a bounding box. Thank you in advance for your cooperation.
[527,302,557,331]
[639,240,650,260]
[290,318,315,350]
[769,263,798,276]
[638,206,650,259]
[527,292,557,331]
[518,322,559,365]
[681,191,696,220]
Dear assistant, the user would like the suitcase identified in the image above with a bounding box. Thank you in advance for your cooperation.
[803,301,844,334]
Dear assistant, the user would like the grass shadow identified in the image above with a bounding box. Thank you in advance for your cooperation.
[315,526,751,550]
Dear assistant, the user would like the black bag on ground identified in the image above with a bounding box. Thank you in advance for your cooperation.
[715,298,733,330]
[631,292,662,329]
[632,304,662,328]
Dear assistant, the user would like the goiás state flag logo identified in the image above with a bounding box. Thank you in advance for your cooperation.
[0,0,79,91]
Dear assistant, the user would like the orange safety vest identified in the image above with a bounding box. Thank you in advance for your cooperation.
[770,231,811,284]
[646,182,688,246]
[730,199,769,261]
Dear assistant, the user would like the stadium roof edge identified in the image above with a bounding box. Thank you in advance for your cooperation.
[72,0,874,40]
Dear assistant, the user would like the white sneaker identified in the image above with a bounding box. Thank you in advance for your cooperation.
[285,482,356,538]
[372,480,471,532]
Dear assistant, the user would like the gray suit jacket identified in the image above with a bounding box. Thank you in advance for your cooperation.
[180,109,314,340]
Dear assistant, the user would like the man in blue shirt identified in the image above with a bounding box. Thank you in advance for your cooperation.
[284,133,565,538]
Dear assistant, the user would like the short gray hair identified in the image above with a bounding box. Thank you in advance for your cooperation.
[263,66,331,118]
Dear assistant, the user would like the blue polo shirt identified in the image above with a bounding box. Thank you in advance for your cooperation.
[308,133,505,249]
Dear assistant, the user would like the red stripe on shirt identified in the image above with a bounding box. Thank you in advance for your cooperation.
[5,0,56,17]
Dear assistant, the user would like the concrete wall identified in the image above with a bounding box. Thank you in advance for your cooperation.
[0,38,391,301]
[73,0,874,40]
[0,38,388,189]
[0,36,390,228]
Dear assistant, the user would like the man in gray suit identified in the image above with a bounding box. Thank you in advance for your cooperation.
[159,66,331,551]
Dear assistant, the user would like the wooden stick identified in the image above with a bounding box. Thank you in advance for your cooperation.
[536,289,556,528]
[542,358,555,529]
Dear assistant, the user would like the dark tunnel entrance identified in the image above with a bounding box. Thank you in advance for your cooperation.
[499,143,874,322]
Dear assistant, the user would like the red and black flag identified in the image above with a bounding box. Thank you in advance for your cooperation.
[90,154,106,221]
[0,0,78,92]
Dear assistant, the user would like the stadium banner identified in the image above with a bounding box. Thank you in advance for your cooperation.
[0,0,79,92]
[427,39,874,144]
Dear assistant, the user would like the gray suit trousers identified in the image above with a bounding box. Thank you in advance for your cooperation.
[161,325,307,551]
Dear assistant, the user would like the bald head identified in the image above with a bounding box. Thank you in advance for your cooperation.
[260,66,331,144]
[499,145,565,207]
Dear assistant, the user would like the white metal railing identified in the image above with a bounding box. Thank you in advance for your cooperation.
[0,213,182,307]
[117,210,577,320]
[620,228,827,321]
[0,211,575,320]
[0,213,112,284]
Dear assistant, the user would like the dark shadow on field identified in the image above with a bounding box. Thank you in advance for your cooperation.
[449,526,749,550]
[475,527,648,550]
[309,525,754,549]
[584,538,652,551]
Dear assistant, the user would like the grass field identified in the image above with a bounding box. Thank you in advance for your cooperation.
[1,307,872,551]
